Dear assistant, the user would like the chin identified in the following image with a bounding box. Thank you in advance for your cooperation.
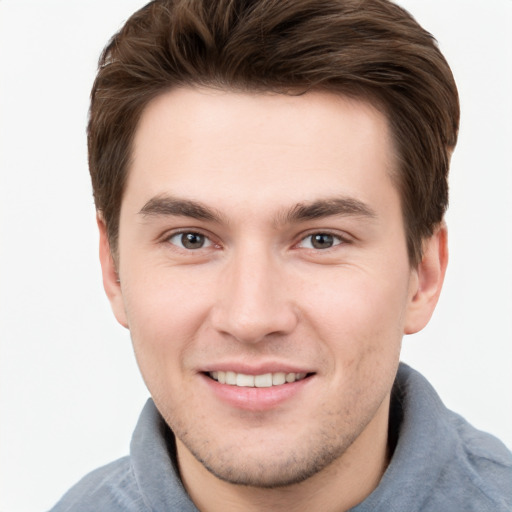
[182,430,351,489]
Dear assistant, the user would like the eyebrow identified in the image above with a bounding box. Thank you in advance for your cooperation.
[138,194,376,225]
[281,197,377,224]
[139,195,223,222]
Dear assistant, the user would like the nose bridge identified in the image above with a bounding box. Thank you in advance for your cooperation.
[211,240,297,343]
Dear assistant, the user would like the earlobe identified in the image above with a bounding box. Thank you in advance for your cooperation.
[97,215,129,329]
[404,224,448,335]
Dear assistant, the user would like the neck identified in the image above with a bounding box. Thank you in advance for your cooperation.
[176,395,391,512]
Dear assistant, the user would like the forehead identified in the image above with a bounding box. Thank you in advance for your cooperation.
[125,87,398,220]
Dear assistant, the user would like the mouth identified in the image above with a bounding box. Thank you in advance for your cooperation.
[206,371,312,388]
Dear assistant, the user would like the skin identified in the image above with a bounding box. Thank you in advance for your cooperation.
[99,87,447,512]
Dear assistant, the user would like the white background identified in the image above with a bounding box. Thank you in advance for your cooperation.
[0,1,511,511]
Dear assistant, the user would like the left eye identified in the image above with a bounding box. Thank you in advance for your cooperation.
[168,232,213,250]
[298,233,343,250]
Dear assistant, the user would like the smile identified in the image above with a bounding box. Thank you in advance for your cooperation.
[208,371,308,388]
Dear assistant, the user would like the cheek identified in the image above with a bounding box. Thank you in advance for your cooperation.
[302,270,407,416]
[300,267,409,362]
[120,268,213,374]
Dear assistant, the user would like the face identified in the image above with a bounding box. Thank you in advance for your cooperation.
[101,87,443,489]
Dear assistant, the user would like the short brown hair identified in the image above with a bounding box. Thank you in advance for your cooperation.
[88,0,459,266]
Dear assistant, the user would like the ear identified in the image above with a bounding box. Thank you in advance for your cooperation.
[97,214,129,328]
[404,224,448,335]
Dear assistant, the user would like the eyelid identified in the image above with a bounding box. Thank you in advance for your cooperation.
[295,230,351,250]
[161,228,220,250]
[170,232,212,249]
[158,227,351,251]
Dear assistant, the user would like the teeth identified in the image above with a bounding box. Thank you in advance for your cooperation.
[210,371,308,387]
[272,372,286,385]
[236,373,254,387]
[254,373,272,388]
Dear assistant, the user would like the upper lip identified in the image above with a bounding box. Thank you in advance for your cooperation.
[199,361,314,375]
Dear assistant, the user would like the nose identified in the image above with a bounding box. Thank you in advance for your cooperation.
[210,244,298,344]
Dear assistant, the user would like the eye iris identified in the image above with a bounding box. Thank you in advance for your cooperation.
[182,233,204,249]
[311,233,334,249]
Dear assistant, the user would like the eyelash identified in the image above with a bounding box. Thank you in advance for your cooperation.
[165,230,217,251]
[296,232,348,251]
[163,230,349,252]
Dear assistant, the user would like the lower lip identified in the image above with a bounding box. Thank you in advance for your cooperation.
[200,373,313,411]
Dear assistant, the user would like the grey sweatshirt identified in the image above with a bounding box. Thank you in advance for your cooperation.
[49,364,512,511]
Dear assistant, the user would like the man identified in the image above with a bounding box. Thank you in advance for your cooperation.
[50,0,512,510]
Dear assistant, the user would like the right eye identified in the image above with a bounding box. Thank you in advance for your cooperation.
[297,232,345,250]
[167,232,213,250]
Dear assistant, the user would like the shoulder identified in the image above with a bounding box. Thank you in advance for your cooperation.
[443,411,512,509]
[48,457,147,512]
[394,364,512,511]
